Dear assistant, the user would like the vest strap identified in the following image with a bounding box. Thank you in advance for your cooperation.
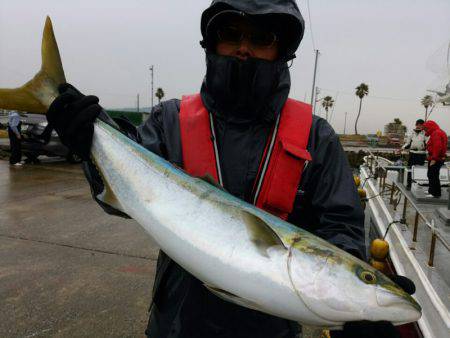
[179,94,312,220]
[179,95,220,183]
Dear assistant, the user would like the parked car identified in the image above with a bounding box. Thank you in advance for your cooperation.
[21,114,82,163]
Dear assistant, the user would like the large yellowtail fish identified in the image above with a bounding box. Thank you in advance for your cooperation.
[0,17,421,330]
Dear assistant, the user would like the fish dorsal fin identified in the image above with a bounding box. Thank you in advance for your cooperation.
[241,209,288,256]
[199,174,224,190]
[0,16,66,113]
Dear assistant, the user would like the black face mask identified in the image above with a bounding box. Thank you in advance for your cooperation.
[201,53,290,124]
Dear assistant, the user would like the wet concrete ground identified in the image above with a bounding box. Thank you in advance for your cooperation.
[0,159,159,337]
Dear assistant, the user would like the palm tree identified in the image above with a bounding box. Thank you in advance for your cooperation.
[155,88,165,104]
[354,83,369,135]
[421,95,433,120]
[321,96,334,122]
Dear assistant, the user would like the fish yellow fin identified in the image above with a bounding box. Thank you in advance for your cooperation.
[97,179,125,213]
[241,210,287,256]
[90,158,125,213]
[0,16,66,114]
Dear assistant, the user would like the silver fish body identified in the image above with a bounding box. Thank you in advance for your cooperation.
[91,120,421,329]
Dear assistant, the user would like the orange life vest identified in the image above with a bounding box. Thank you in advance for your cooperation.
[179,94,312,220]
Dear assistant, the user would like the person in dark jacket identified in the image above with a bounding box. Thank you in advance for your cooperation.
[7,110,23,166]
[47,1,415,337]
[423,120,448,197]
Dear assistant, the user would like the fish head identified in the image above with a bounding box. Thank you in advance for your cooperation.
[287,237,421,326]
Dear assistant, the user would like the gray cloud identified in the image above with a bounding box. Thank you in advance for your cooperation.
[1,0,449,133]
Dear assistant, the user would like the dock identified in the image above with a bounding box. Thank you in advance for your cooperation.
[0,159,159,337]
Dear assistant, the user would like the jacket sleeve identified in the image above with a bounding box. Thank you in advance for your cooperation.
[289,118,366,260]
[83,100,182,217]
[428,133,442,162]
[402,133,412,150]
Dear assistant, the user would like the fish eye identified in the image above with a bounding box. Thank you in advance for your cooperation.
[359,270,377,284]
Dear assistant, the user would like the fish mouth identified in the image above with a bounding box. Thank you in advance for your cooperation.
[375,287,422,323]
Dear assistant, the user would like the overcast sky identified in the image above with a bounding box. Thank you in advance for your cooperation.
[1,0,449,134]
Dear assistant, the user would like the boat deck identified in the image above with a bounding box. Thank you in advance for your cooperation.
[368,163,450,311]
[383,180,450,310]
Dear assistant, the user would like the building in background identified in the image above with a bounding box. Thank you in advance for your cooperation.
[384,118,407,147]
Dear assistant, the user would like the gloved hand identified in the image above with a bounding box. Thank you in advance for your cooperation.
[47,83,102,160]
[340,321,400,338]
[334,276,416,338]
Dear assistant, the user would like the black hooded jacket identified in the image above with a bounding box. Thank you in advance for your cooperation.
[83,1,365,337]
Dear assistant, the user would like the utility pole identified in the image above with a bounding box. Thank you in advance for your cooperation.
[310,49,320,114]
[149,65,154,109]
[137,94,140,113]
[313,87,320,117]
[344,112,348,135]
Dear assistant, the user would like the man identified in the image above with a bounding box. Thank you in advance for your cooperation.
[7,110,23,166]
[401,119,427,187]
[47,1,414,337]
[423,120,448,198]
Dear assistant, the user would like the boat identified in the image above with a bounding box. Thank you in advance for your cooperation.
[359,152,450,337]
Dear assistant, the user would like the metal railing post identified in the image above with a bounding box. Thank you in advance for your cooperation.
[447,187,450,211]
[390,184,395,205]
[413,212,419,242]
[397,168,405,185]
[401,196,408,225]
[429,234,437,267]
[428,221,437,267]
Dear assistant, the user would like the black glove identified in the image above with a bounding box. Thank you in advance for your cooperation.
[339,321,400,338]
[47,83,102,160]
[389,275,416,295]
[334,276,416,338]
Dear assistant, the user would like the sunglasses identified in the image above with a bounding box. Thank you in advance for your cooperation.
[216,26,278,49]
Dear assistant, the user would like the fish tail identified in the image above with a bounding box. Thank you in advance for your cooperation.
[0,16,66,114]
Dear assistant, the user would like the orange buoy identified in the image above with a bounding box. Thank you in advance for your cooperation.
[354,176,361,187]
[358,188,367,199]
[370,258,386,271]
[370,238,390,260]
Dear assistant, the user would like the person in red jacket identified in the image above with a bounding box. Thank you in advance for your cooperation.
[423,120,448,197]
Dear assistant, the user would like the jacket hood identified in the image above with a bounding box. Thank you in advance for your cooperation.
[423,120,440,136]
[201,0,305,58]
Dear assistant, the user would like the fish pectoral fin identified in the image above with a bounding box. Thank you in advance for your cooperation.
[199,174,225,190]
[241,210,287,257]
[97,180,125,214]
[204,284,263,312]
[91,158,126,213]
